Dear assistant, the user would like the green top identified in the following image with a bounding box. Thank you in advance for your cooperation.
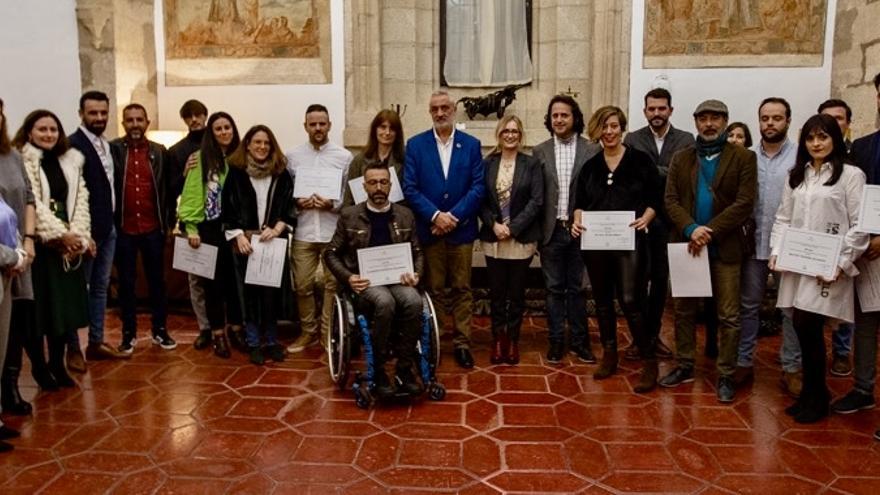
[178,152,229,236]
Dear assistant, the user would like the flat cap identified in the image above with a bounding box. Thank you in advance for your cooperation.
[693,99,729,117]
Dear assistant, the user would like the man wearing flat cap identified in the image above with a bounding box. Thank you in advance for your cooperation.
[659,99,757,403]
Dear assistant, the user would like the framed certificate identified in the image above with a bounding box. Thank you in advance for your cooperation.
[857,185,880,234]
[172,236,218,280]
[357,242,414,287]
[580,211,635,251]
[293,166,343,200]
[776,227,842,279]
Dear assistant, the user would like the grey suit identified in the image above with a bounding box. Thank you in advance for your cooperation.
[623,125,695,342]
[532,135,600,350]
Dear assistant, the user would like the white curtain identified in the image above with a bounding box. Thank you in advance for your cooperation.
[444,0,533,87]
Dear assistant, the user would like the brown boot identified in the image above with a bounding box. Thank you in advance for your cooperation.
[593,346,618,379]
[634,358,659,393]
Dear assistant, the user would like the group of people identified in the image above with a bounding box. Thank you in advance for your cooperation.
[0,72,879,452]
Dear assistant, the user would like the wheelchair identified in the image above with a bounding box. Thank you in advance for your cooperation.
[327,288,446,409]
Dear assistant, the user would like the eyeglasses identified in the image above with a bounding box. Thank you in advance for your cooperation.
[500,129,521,136]
[365,179,391,186]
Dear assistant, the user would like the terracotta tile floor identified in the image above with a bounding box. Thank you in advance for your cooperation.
[2,311,880,494]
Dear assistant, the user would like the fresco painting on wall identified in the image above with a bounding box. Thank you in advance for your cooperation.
[643,0,827,68]
[163,0,331,85]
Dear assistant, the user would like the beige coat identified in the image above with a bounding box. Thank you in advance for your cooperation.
[21,143,91,245]
[771,163,868,322]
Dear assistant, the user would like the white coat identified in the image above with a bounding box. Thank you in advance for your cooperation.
[770,162,868,322]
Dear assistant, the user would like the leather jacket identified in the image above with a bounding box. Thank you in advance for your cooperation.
[324,203,424,285]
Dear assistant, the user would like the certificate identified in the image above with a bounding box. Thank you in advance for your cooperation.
[856,258,880,312]
[357,242,414,287]
[667,242,712,297]
[293,166,343,201]
[857,185,880,234]
[245,235,289,288]
[348,172,404,204]
[776,227,842,279]
[580,211,635,250]
[172,236,218,280]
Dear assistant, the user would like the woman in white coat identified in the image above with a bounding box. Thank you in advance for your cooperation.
[769,113,868,424]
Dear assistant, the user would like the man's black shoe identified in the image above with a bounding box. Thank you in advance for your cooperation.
[658,366,694,388]
[0,425,20,440]
[571,346,597,364]
[454,348,474,369]
[717,376,736,403]
[546,342,564,364]
[396,367,424,395]
[373,371,395,398]
[0,440,12,453]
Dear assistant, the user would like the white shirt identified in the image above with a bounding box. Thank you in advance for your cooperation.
[79,125,115,210]
[286,141,352,243]
[771,163,868,322]
[652,125,669,155]
[434,127,456,179]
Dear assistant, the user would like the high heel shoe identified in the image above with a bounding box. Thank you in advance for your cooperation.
[506,340,520,365]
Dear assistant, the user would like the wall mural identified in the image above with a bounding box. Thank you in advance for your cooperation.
[163,0,331,85]
[643,0,827,68]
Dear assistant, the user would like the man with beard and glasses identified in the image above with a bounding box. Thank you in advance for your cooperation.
[67,90,129,369]
[325,162,424,397]
[286,104,352,354]
[109,104,174,354]
[624,88,695,360]
[736,97,800,392]
[660,99,756,403]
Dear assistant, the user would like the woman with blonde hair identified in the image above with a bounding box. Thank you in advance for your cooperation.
[479,114,543,365]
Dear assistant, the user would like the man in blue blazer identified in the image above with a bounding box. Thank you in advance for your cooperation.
[403,90,485,368]
[68,91,128,368]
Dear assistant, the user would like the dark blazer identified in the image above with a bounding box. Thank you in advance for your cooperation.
[532,135,601,245]
[478,152,544,244]
[68,128,118,242]
[109,139,170,233]
[853,130,880,185]
[665,143,757,263]
[403,129,486,245]
[324,203,424,285]
[221,167,296,235]
[623,125,695,180]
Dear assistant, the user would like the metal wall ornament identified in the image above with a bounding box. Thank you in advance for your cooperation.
[455,83,529,120]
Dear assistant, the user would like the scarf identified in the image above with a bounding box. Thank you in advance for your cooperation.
[245,156,273,179]
[695,132,728,158]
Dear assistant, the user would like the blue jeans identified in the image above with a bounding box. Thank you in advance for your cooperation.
[833,322,853,357]
[853,302,880,395]
[539,224,588,348]
[780,308,801,373]
[738,258,768,367]
[245,321,278,348]
[116,229,167,337]
[69,226,117,347]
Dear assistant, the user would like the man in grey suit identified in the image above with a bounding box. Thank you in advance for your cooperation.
[533,94,601,364]
[623,88,695,360]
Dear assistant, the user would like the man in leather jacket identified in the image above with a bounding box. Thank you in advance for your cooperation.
[325,162,424,397]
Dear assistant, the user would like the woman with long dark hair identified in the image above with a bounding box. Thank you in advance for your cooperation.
[479,114,543,365]
[571,106,661,392]
[223,125,295,365]
[178,111,242,358]
[343,109,405,206]
[13,110,92,391]
[769,113,868,423]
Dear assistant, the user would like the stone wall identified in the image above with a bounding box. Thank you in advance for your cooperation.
[831,0,880,138]
[343,0,632,150]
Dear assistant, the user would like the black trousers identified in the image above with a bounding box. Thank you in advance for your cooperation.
[582,241,654,358]
[485,256,532,342]
[197,220,243,330]
[2,300,47,380]
[792,308,831,408]
[645,219,669,341]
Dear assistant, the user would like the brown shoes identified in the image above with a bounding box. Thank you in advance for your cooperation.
[66,347,87,373]
[85,342,131,361]
[780,371,803,398]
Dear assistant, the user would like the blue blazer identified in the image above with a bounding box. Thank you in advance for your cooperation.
[403,129,485,245]
[69,128,118,242]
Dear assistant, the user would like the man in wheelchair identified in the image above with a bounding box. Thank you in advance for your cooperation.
[324,162,424,398]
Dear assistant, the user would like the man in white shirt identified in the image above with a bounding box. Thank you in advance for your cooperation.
[286,104,352,353]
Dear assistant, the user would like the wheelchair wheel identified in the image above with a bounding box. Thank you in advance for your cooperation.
[422,292,441,371]
[328,294,351,390]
